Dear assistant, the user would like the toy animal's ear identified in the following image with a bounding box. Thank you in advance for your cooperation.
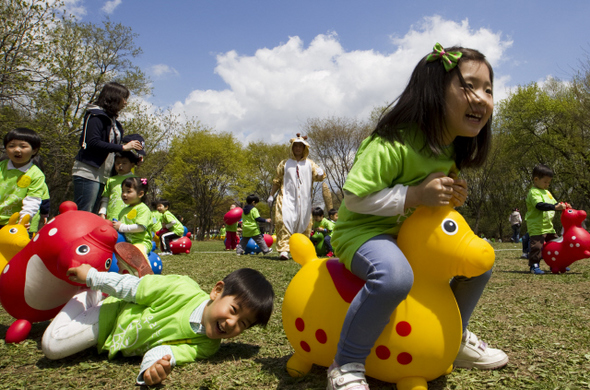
[19,214,30,226]
[8,212,19,225]
[289,233,317,266]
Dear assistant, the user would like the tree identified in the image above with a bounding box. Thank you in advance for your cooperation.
[162,129,245,240]
[0,0,61,108]
[303,116,372,206]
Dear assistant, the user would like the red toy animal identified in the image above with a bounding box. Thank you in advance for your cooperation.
[543,207,590,274]
[170,232,192,254]
[0,202,118,343]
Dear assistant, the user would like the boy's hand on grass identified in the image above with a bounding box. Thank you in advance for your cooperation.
[67,264,92,284]
[144,355,172,385]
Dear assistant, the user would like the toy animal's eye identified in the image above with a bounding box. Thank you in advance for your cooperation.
[76,245,90,255]
[567,209,574,214]
[9,228,17,234]
[105,258,111,269]
[441,218,458,235]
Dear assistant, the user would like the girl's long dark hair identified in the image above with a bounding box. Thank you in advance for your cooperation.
[373,46,493,170]
[95,82,130,117]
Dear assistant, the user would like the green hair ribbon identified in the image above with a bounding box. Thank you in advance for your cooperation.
[426,43,463,72]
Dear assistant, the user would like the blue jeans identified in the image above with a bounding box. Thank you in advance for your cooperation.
[72,176,104,213]
[334,234,492,366]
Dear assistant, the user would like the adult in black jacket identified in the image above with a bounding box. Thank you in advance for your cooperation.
[72,82,143,213]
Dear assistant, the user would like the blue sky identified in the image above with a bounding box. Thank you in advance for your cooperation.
[70,1,590,143]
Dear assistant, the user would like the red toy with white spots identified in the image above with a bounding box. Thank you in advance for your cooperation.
[543,207,590,273]
[0,201,119,343]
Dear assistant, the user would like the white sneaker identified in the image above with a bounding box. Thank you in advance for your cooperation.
[263,248,273,255]
[279,251,289,260]
[454,329,508,370]
[327,362,369,390]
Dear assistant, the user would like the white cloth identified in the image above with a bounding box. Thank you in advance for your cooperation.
[282,158,313,234]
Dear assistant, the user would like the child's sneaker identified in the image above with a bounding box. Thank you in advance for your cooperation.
[530,264,544,274]
[520,252,528,259]
[279,251,289,260]
[326,251,334,258]
[327,362,369,390]
[114,242,153,278]
[263,248,273,256]
[454,329,508,370]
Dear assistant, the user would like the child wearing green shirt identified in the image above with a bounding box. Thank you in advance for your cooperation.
[156,199,185,255]
[98,151,138,220]
[0,128,46,228]
[525,164,569,274]
[236,194,272,256]
[42,261,274,386]
[311,207,335,257]
[112,177,153,271]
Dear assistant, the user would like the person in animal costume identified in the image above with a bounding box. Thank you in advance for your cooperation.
[268,134,326,260]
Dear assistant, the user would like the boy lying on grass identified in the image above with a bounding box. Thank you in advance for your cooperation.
[42,253,274,386]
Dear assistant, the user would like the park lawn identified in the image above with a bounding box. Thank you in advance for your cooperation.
[1,240,590,389]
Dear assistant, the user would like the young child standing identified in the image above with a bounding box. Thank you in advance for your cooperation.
[329,43,507,389]
[0,128,46,228]
[98,151,138,220]
[525,164,569,274]
[311,207,335,257]
[42,263,274,386]
[156,199,185,255]
[225,204,240,251]
[112,177,153,273]
[236,194,272,256]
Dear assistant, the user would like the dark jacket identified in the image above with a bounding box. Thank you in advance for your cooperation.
[75,106,124,169]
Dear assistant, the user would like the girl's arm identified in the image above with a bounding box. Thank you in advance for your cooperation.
[117,223,146,233]
[405,172,458,209]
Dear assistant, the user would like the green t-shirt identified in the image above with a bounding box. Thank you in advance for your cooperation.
[118,202,153,254]
[0,160,46,225]
[331,134,455,269]
[525,186,557,235]
[149,210,163,237]
[162,210,184,236]
[97,274,220,364]
[242,207,262,237]
[219,227,226,236]
[103,173,136,220]
[29,183,50,233]
[312,218,335,236]
[226,222,238,232]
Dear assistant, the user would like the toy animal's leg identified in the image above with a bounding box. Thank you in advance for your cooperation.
[286,353,313,377]
[5,319,32,343]
[396,377,428,390]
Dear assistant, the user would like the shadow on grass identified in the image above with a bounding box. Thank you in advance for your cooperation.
[254,353,450,390]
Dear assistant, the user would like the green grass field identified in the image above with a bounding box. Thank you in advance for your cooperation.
[1,240,590,389]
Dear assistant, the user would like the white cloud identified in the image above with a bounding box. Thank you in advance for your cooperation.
[150,64,179,78]
[171,15,513,144]
[102,0,122,14]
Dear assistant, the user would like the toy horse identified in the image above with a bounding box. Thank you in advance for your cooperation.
[543,207,590,273]
[282,206,495,390]
[0,202,119,343]
[0,213,31,274]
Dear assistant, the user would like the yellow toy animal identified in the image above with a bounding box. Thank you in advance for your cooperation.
[282,206,495,390]
[0,213,31,274]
